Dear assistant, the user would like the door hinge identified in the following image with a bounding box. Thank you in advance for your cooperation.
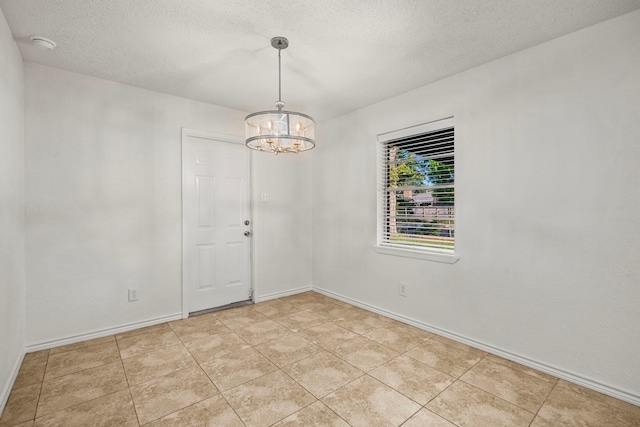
[249,288,254,300]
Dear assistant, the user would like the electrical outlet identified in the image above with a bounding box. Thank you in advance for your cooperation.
[399,283,407,297]
[128,289,139,302]
[260,193,270,203]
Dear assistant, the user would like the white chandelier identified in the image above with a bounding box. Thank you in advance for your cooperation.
[244,37,316,154]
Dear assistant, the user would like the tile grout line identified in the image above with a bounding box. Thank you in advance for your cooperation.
[9,292,631,426]
[363,369,431,410]
[32,342,126,421]
[482,354,559,384]
[38,345,121,382]
[189,339,247,426]
[420,379,462,427]
[211,299,326,426]
[45,337,113,357]
[32,389,138,425]
[211,358,299,425]
[457,353,558,417]
[527,377,560,427]
[457,379,539,418]
[32,350,50,424]
[264,381,318,427]
[118,327,184,361]
[398,405,427,427]
[367,351,457,407]
[313,290,574,422]
[251,332,316,369]
[277,350,366,401]
[215,362,277,394]
[260,308,373,406]
[319,372,427,427]
[400,339,470,379]
[353,326,479,426]
[129,349,219,424]
[115,331,142,427]
[248,295,438,425]
[211,382,247,427]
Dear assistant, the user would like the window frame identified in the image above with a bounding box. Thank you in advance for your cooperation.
[376,117,459,264]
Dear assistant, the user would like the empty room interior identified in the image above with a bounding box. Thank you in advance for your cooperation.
[1,1,640,426]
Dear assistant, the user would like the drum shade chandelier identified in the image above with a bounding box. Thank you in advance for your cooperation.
[244,37,316,154]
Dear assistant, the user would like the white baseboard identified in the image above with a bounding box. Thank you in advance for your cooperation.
[255,286,313,303]
[0,351,25,416]
[25,313,183,353]
[313,286,640,407]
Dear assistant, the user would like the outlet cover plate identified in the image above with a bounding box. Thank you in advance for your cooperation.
[399,283,407,297]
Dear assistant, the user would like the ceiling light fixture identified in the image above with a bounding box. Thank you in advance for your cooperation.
[244,37,315,154]
[30,36,56,51]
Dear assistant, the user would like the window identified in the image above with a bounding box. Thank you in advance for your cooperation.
[377,117,456,261]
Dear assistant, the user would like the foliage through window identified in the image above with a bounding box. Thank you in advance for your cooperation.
[378,118,455,254]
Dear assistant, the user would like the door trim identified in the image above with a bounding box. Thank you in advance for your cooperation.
[181,128,253,319]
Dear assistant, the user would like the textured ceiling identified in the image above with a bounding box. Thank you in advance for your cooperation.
[2,0,640,122]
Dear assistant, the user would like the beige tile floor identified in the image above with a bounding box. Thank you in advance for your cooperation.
[2,291,639,426]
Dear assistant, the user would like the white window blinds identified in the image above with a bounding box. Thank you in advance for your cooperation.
[378,118,455,254]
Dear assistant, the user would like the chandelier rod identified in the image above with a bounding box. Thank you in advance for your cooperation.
[278,47,282,105]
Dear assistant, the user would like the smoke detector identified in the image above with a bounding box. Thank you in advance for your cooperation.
[30,36,56,51]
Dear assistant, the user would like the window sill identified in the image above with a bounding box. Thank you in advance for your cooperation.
[375,245,459,264]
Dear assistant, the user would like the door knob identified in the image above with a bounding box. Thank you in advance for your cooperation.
[244,231,252,237]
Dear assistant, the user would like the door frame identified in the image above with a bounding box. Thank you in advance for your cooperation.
[181,127,253,318]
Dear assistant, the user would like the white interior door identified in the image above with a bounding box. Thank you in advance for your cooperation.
[182,130,252,314]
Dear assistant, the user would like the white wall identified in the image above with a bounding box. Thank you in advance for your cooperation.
[0,8,25,409]
[312,10,640,402]
[252,153,313,301]
[24,63,312,346]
